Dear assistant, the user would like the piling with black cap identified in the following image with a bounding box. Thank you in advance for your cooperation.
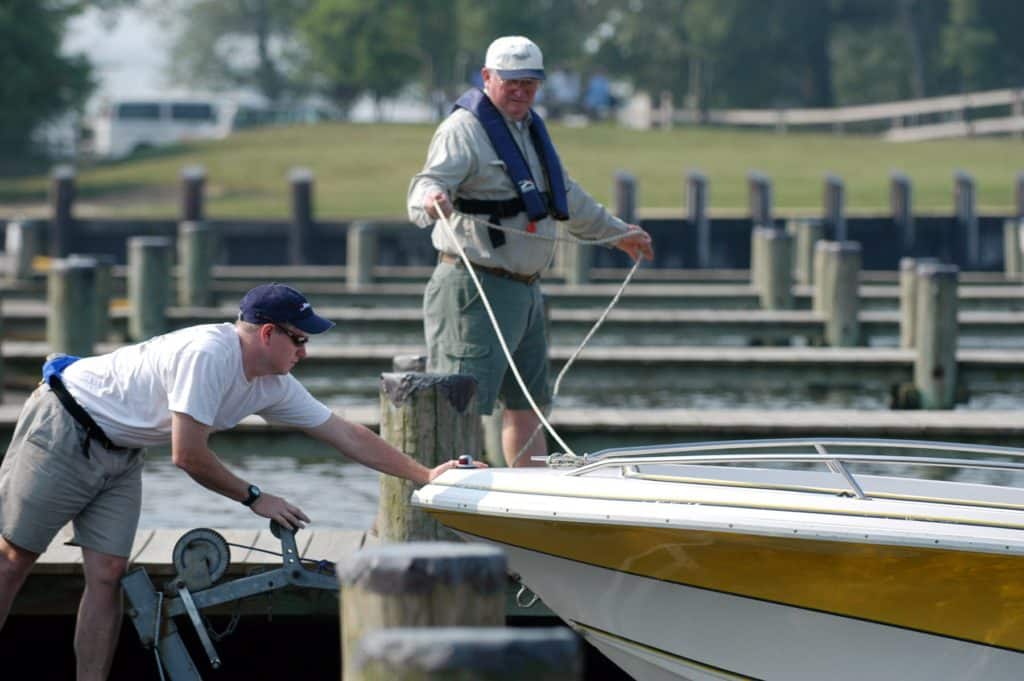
[891,172,914,251]
[748,171,773,229]
[49,165,75,257]
[687,170,710,268]
[128,236,172,341]
[180,165,205,223]
[954,171,978,267]
[353,627,582,681]
[823,173,846,242]
[47,255,98,356]
[289,167,314,265]
[339,542,507,681]
[377,372,481,542]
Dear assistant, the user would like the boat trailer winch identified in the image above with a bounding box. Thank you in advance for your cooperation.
[122,521,338,680]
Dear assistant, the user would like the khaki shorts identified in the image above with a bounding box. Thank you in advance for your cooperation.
[0,387,144,557]
[424,262,552,415]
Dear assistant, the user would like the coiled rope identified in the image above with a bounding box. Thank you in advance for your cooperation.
[433,201,642,462]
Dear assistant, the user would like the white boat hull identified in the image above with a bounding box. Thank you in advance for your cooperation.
[488,538,1024,681]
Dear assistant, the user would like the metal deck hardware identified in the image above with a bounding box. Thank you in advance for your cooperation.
[122,520,338,680]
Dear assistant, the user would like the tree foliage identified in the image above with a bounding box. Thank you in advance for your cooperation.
[153,0,314,103]
[0,0,94,157]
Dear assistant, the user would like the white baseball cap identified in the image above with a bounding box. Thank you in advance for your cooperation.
[484,36,545,81]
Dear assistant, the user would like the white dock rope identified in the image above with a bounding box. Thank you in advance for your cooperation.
[433,202,642,463]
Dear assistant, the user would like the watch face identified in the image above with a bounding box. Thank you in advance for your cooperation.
[244,484,262,506]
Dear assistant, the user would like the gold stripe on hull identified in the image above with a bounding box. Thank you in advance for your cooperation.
[430,510,1024,651]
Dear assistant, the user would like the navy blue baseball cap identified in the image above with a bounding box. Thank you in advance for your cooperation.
[238,283,335,334]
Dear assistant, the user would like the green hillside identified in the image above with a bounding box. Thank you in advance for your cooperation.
[1,122,1020,219]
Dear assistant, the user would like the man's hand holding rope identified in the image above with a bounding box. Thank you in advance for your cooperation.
[616,224,654,262]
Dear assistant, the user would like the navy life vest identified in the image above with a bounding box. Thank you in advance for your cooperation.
[453,88,570,224]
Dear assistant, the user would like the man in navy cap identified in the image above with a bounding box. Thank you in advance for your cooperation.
[408,36,653,467]
[0,282,471,680]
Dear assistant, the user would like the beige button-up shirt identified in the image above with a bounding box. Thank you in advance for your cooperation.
[407,105,628,275]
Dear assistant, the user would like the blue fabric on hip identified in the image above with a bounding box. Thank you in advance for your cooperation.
[453,88,569,222]
[42,354,81,382]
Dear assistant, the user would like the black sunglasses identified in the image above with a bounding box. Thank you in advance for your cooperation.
[272,323,309,346]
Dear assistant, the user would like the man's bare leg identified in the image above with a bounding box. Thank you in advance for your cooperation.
[0,536,39,630]
[502,408,548,467]
[76,547,128,681]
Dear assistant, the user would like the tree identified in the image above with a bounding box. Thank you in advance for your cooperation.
[300,0,422,115]
[0,0,95,159]
[152,0,314,103]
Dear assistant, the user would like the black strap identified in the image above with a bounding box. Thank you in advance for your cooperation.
[454,194,553,249]
[48,374,116,458]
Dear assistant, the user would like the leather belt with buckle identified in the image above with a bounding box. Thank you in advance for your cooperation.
[439,253,540,286]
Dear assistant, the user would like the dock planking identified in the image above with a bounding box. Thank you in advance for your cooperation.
[20,526,364,617]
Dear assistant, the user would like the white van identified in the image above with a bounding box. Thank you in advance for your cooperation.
[91,96,235,158]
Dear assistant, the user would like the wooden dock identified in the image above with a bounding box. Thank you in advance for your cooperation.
[5,299,1024,346]
[18,525,362,617]
[17,524,550,619]
[2,341,1021,396]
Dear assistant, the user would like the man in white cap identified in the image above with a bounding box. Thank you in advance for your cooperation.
[407,36,654,467]
[0,283,478,680]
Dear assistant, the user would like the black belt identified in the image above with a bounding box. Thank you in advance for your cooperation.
[48,374,117,459]
[439,253,540,286]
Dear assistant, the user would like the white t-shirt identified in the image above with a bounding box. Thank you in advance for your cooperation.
[60,323,331,448]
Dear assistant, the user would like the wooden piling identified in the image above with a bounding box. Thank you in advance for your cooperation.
[180,165,205,223]
[687,171,710,268]
[128,236,172,341]
[339,542,506,681]
[755,227,792,310]
[1004,219,1022,279]
[377,373,481,542]
[177,221,214,306]
[824,174,846,242]
[812,239,830,314]
[914,263,959,409]
[353,627,581,681]
[47,256,97,356]
[790,218,824,286]
[5,219,40,282]
[954,171,978,267]
[614,171,637,224]
[347,221,378,290]
[891,172,914,251]
[747,171,773,228]
[69,252,114,343]
[899,257,936,348]
[392,355,426,372]
[821,241,861,347]
[559,239,591,287]
[1015,171,1023,219]
[289,167,314,265]
[49,165,75,257]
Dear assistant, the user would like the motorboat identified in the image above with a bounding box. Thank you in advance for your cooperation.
[411,438,1024,680]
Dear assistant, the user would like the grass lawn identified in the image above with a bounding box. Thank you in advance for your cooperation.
[0,122,1020,219]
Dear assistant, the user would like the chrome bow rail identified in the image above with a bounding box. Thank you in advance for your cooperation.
[554,438,1024,502]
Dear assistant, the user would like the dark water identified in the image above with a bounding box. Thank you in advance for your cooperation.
[140,454,380,530]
